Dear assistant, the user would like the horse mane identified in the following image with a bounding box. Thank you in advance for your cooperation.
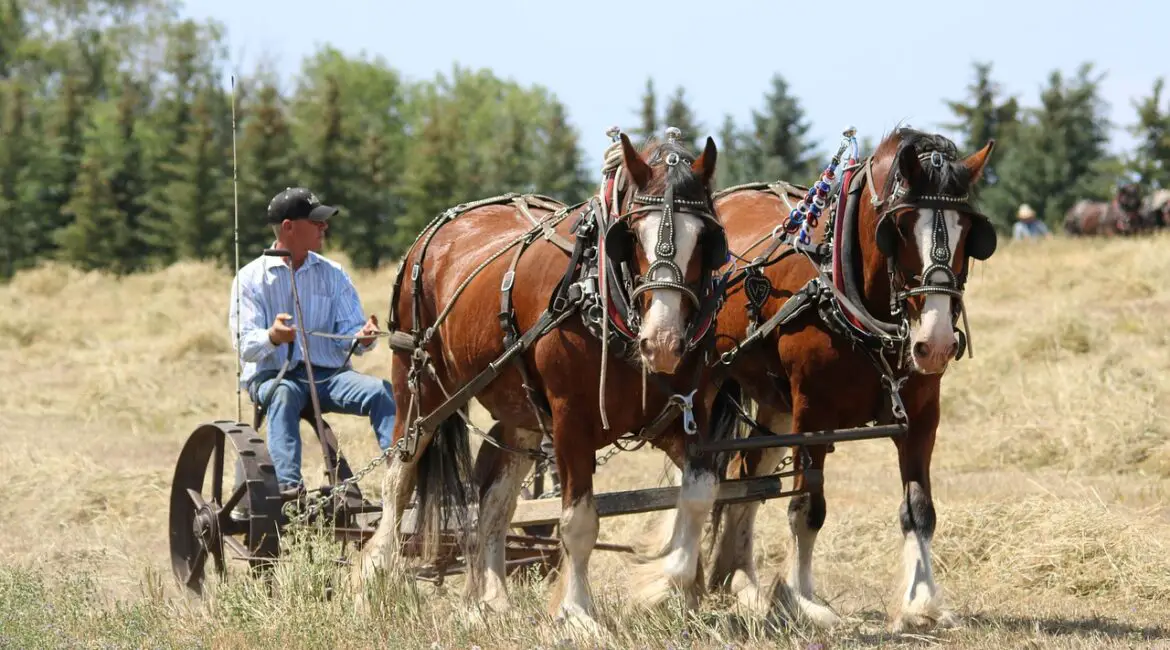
[638,136,709,203]
[876,126,978,203]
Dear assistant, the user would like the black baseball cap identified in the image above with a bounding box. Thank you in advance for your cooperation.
[266,187,339,224]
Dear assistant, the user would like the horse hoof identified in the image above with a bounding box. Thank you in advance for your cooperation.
[891,608,960,634]
[556,608,608,642]
[482,593,511,614]
[767,578,842,629]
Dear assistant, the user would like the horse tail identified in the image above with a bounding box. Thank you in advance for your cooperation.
[703,378,747,559]
[413,412,476,564]
[708,377,744,479]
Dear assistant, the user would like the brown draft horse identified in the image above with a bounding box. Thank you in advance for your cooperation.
[700,127,997,632]
[1063,182,1144,236]
[353,132,730,634]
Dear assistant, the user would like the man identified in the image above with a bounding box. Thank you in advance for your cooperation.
[1012,203,1051,241]
[228,187,396,494]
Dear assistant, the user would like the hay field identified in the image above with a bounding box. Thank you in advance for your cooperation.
[2,234,1170,649]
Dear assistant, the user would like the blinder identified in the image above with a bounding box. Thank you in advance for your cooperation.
[603,212,729,275]
[874,200,998,263]
[603,219,634,263]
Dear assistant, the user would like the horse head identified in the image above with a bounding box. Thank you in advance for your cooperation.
[862,128,996,375]
[1115,183,1143,232]
[1117,183,1143,214]
[602,131,726,374]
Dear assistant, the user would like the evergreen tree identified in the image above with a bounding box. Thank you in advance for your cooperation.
[344,127,393,269]
[237,80,296,257]
[108,73,148,273]
[1128,77,1170,190]
[714,114,750,189]
[977,63,1113,229]
[58,157,120,271]
[139,18,224,264]
[743,74,816,183]
[535,99,589,200]
[943,61,1019,185]
[165,86,229,261]
[662,86,702,153]
[0,80,32,277]
[37,71,86,254]
[634,77,657,147]
[290,47,408,265]
[395,91,459,254]
[57,106,123,272]
[306,74,348,213]
[0,0,27,80]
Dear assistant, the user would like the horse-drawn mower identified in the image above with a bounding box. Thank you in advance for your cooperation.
[166,125,916,617]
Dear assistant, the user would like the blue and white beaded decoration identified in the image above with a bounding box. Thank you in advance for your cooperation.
[785,127,861,245]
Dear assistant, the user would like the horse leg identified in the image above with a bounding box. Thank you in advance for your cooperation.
[546,418,604,636]
[628,427,720,612]
[706,406,791,613]
[351,349,429,603]
[465,425,541,612]
[764,400,841,628]
[890,407,957,632]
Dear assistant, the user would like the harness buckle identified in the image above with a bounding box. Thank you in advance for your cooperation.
[500,270,515,292]
[670,389,699,436]
[883,375,908,423]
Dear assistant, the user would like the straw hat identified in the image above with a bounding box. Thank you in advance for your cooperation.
[1017,203,1036,220]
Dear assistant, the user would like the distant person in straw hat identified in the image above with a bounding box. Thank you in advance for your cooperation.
[1012,203,1051,241]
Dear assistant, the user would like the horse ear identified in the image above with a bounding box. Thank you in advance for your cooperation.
[691,136,718,186]
[898,143,923,183]
[620,133,652,188]
[962,139,996,183]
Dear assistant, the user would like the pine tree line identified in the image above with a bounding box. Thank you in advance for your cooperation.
[0,0,593,279]
[943,61,1170,231]
[2,2,1168,282]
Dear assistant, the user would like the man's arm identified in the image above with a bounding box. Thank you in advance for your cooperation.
[229,274,279,363]
[333,267,377,355]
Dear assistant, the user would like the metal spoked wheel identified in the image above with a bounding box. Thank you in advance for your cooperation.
[168,420,282,595]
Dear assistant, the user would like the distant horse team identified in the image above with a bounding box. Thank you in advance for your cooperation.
[1064,182,1170,236]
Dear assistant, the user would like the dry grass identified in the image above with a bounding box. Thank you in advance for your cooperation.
[2,235,1170,648]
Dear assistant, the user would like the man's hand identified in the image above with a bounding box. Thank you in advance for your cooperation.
[357,314,379,347]
[268,313,297,345]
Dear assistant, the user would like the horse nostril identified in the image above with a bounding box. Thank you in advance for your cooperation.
[948,340,958,358]
[913,342,929,359]
[672,338,684,357]
[639,338,653,358]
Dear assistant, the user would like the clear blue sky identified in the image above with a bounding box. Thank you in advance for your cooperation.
[181,0,1163,172]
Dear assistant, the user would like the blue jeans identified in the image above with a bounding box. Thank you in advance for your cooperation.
[248,365,396,489]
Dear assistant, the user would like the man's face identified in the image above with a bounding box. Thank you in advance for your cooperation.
[280,218,328,253]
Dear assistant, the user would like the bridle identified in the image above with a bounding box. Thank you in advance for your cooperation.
[596,141,728,350]
[858,148,997,358]
[621,152,721,308]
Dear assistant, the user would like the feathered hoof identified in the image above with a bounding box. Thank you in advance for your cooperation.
[766,577,844,630]
[891,605,960,634]
[555,605,610,644]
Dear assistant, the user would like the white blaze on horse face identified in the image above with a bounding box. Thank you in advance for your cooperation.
[634,211,703,374]
[910,208,960,374]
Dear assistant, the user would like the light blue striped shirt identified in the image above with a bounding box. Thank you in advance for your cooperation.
[228,251,375,389]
